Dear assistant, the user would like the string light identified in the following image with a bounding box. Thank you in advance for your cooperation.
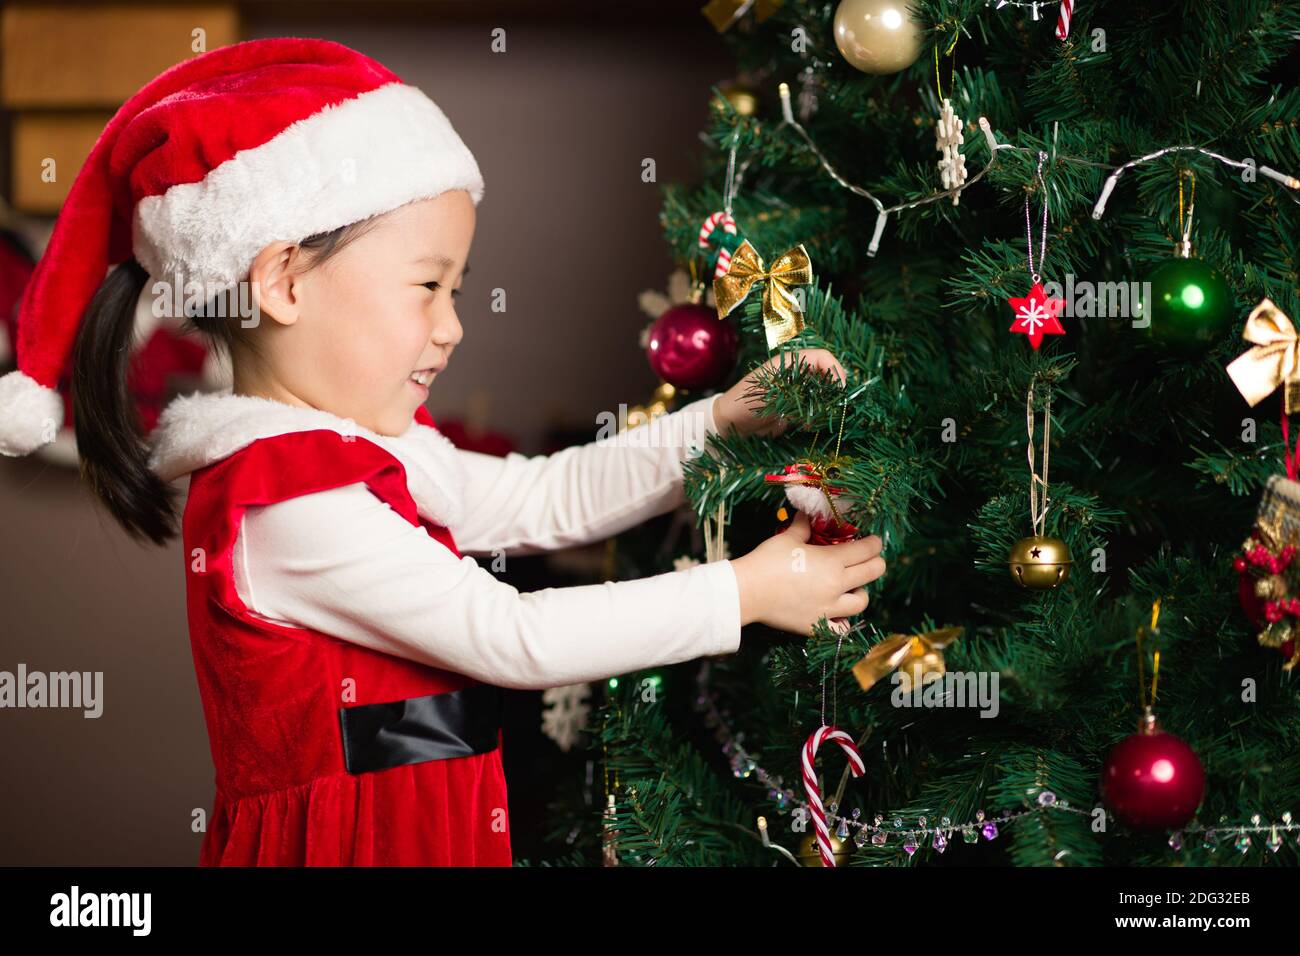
[737,83,1300,258]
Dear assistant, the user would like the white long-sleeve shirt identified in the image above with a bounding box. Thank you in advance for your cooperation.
[224,393,742,690]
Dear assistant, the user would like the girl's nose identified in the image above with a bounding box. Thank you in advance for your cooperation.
[433,309,462,347]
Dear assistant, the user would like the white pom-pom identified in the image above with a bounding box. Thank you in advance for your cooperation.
[0,370,65,457]
[785,483,856,520]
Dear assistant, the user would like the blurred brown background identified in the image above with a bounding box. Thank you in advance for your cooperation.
[0,0,731,864]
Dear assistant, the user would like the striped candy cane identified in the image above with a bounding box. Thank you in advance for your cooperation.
[801,725,865,867]
[1055,0,1073,39]
[698,211,739,279]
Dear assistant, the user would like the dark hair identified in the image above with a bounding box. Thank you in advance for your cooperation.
[71,218,378,546]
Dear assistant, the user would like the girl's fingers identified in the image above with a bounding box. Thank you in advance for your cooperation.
[831,589,870,618]
[800,349,847,386]
[843,555,886,590]
[833,534,883,565]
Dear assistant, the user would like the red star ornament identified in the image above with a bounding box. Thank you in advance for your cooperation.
[1007,282,1066,349]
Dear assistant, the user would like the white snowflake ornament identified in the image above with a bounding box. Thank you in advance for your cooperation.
[935,98,968,206]
[541,682,592,752]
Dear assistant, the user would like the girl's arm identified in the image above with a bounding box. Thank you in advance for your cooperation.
[449,393,721,557]
[232,480,741,690]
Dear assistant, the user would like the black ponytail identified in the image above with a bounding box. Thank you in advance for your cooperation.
[71,258,180,546]
[71,217,380,547]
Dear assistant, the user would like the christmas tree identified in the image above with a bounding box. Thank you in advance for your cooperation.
[533,0,1300,867]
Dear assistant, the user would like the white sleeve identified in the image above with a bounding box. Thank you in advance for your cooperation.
[231,481,742,691]
[451,393,723,556]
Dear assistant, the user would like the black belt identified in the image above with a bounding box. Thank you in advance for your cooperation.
[338,683,504,775]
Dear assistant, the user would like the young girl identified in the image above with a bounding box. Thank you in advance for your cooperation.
[0,38,886,866]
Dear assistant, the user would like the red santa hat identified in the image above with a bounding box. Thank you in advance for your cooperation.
[0,36,483,457]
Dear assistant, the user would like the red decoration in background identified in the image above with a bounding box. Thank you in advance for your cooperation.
[128,326,209,433]
[434,420,516,457]
[0,233,36,364]
[414,403,516,457]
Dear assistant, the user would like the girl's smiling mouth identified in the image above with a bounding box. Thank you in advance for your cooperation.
[408,364,444,396]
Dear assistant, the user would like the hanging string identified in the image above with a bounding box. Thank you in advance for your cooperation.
[1026,375,1052,537]
[933,30,958,102]
[1135,599,1162,711]
[722,125,754,219]
[797,393,852,525]
[1024,150,1050,284]
[703,466,729,562]
[1177,167,1196,249]
[820,631,847,732]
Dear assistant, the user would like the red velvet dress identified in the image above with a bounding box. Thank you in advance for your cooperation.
[181,409,512,866]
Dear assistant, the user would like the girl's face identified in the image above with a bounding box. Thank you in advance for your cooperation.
[248,189,475,437]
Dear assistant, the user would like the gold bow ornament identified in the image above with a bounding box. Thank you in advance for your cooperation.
[1226,299,1300,415]
[852,627,964,692]
[713,239,813,350]
[700,0,783,33]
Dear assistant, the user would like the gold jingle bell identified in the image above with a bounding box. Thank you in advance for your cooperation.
[796,832,854,867]
[1008,535,1072,590]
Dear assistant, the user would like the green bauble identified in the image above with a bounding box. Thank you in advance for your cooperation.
[1135,257,1233,349]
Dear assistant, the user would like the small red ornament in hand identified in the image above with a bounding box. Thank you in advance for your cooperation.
[766,461,860,635]
[765,462,859,544]
[1007,282,1066,349]
[1101,711,1205,830]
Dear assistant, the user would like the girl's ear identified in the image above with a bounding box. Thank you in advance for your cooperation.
[249,241,305,326]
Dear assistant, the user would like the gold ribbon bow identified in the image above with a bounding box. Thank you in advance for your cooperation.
[713,239,813,350]
[1227,299,1300,414]
[852,627,964,692]
[700,0,783,33]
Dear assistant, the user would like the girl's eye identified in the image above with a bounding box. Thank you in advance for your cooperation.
[423,282,462,298]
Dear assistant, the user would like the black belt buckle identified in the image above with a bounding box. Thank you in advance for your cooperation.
[339,683,504,775]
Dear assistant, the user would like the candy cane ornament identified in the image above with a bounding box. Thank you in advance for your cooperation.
[1055,0,1073,39]
[801,725,866,866]
[698,211,740,279]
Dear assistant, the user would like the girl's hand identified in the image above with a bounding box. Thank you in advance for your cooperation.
[713,348,847,438]
[730,510,885,632]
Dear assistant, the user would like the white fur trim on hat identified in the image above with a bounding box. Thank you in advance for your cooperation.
[0,369,65,457]
[132,82,483,293]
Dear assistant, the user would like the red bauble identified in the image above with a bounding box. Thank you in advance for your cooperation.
[645,303,737,391]
[1101,724,1205,830]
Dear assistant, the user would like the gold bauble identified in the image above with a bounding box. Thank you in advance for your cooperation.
[796,832,854,866]
[713,84,759,117]
[832,0,924,75]
[651,381,677,405]
[1008,535,1073,590]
